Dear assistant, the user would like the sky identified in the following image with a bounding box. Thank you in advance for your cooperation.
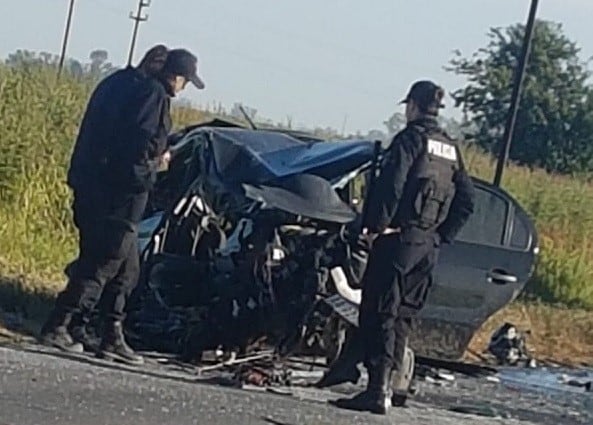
[1,0,593,134]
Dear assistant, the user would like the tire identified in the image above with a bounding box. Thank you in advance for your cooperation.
[321,314,348,365]
[392,340,415,394]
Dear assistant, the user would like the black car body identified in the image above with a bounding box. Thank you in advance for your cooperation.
[410,177,539,359]
[128,119,538,362]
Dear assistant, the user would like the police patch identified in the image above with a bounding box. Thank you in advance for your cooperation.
[428,139,457,161]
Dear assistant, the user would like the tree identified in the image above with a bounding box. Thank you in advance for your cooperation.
[447,20,593,173]
[88,49,114,79]
[4,49,116,81]
[381,111,473,144]
[5,49,45,67]
[437,116,478,142]
[383,112,406,135]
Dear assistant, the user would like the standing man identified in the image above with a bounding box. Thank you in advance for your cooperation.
[39,47,206,366]
[321,80,475,414]
[62,44,168,353]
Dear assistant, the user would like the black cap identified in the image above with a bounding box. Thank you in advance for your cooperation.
[162,48,205,89]
[400,80,445,112]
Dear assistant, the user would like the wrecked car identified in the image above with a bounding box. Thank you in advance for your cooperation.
[124,119,539,365]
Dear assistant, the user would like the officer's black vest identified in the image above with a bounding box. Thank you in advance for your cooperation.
[394,125,459,231]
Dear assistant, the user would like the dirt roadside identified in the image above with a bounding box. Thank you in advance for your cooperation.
[468,302,593,367]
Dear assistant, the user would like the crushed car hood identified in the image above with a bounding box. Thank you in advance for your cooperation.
[180,127,376,184]
[243,173,357,223]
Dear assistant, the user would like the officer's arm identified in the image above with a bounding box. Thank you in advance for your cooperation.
[151,97,171,159]
[436,148,475,243]
[126,84,168,162]
[364,132,421,234]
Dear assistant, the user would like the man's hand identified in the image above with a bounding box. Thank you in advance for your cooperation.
[361,227,377,245]
[157,150,172,172]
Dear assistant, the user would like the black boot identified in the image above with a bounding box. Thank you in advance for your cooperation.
[330,365,392,414]
[315,354,361,388]
[97,320,144,366]
[39,308,84,354]
[69,313,100,353]
[315,332,363,388]
[315,361,361,388]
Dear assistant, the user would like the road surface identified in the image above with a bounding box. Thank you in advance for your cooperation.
[0,344,540,425]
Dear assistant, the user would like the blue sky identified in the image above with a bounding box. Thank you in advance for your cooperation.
[2,0,593,133]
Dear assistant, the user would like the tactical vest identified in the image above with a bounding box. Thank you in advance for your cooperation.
[395,126,459,232]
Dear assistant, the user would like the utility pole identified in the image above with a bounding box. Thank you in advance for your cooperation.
[127,0,151,66]
[57,0,76,78]
[493,0,539,187]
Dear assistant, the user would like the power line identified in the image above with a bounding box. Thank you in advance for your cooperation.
[57,0,76,78]
[127,0,151,66]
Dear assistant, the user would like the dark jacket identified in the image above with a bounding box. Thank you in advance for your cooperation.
[364,116,475,244]
[67,66,172,194]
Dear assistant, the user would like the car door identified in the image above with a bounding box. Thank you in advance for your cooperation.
[411,178,539,359]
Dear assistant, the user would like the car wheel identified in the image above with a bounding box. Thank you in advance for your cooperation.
[321,314,348,365]
[392,340,415,395]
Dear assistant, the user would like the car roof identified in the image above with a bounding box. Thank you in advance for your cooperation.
[168,117,328,145]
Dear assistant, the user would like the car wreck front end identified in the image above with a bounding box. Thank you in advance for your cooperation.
[127,125,375,362]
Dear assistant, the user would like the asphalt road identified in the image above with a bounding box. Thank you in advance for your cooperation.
[0,345,536,425]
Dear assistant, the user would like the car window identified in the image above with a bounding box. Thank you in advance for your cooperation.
[455,185,509,246]
[510,211,530,249]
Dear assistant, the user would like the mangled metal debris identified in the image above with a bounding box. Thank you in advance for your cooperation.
[235,364,292,387]
[449,403,510,419]
[416,365,457,387]
[196,351,273,373]
[559,374,592,392]
[122,127,378,366]
[488,323,535,367]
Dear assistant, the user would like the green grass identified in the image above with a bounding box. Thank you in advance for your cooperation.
[0,64,592,313]
[0,64,85,285]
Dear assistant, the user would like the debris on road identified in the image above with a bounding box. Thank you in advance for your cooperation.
[559,375,592,392]
[234,364,292,387]
[416,356,497,377]
[449,403,509,419]
[488,322,534,366]
[436,371,455,382]
[196,351,274,374]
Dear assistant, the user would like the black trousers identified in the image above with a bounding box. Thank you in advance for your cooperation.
[359,230,438,373]
[54,186,149,323]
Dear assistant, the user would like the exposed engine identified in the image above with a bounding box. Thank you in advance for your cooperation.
[125,193,364,363]
[122,125,376,364]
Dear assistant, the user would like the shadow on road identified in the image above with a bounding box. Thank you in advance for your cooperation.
[0,275,56,338]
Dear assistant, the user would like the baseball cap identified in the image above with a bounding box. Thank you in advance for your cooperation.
[162,48,205,89]
[400,80,445,111]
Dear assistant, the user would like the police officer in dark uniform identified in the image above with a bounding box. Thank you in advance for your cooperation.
[39,47,206,365]
[319,80,475,414]
[57,45,170,354]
